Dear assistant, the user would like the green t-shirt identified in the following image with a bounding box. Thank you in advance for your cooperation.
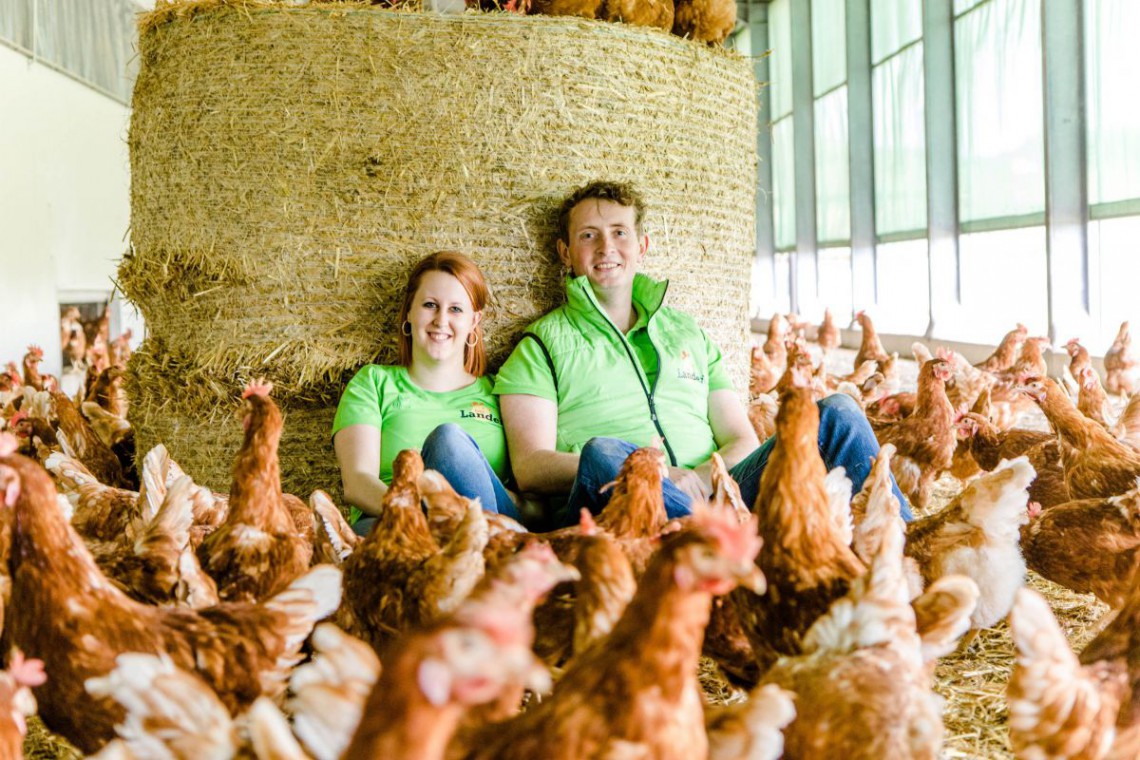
[331,365,508,522]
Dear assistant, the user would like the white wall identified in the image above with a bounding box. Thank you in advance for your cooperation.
[0,45,132,376]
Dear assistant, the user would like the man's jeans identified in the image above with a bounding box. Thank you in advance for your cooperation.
[557,393,912,529]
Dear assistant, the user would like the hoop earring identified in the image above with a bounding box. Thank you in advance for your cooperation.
[401,321,411,336]
[465,332,479,347]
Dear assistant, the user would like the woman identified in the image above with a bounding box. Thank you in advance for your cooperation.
[333,251,517,535]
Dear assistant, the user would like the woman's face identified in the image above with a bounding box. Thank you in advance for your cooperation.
[407,270,482,369]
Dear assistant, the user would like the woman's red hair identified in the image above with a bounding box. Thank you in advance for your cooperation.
[397,251,489,377]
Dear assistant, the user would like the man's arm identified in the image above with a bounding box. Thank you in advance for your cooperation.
[690,388,761,486]
[333,425,389,517]
[500,393,582,494]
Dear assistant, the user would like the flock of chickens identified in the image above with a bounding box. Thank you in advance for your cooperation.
[0,311,1138,759]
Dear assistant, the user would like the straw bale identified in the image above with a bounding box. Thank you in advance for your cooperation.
[122,2,759,392]
[126,340,344,504]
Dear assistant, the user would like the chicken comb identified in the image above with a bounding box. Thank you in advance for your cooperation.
[25,345,43,360]
[6,649,46,688]
[579,507,598,536]
[691,504,762,566]
[7,411,27,429]
[242,378,274,399]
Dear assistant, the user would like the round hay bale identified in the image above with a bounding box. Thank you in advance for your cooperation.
[122,1,759,394]
[126,340,344,505]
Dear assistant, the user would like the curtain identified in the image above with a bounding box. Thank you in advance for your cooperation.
[812,0,846,95]
[769,0,793,119]
[870,0,921,64]
[0,0,34,50]
[873,43,927,236]
[815,87,851,243]
[954,0,1044,225]
[772,117,797,249]
[1086,0,1140,208]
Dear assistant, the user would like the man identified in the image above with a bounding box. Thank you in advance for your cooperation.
[494,181,910,528]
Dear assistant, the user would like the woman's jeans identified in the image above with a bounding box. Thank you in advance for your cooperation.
[557,393,912,529]
[352,423,519,536]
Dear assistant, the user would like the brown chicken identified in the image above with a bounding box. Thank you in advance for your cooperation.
[198,380,312,602]
[747,391,778,442]
[1067,337,1093,379]
[1078,365,1113,428]
[672,0,735,43]
[705,683,797,760]
[849,443,923,598]
[817,307,840,354]
[976,323,1028,373]
[340,449,489,651]
[904,457,1034,631]
[459,506,765,760]
[750,345,778,397]
[761,523,977,758]
[86,366,128,418]
[51,390,128,488]
[0,650,45,760]
[997,336,1051,385]
[1007,587,1130,760]
[763,313,789,369]
[875,359,958,509]
[959,412,1070,508]
[0,439,342,753]
[1025,376,1140,500]
[20,346,44,392]
[310,489,361,566]
[420,468,528,573]
[1021,483,1140,609]
[45,449,140,541]
[1105,320,1137,396]
[526,0,674,31]
[936,346,996,411]
[1076,572,1140,756]
[1113,393,1140,451]
[733,370,865,676]
[853,310,890,369]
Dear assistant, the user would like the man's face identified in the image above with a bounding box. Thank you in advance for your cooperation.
[557,199,648,300]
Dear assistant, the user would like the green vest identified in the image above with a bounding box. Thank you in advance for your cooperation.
[494,274,732,469]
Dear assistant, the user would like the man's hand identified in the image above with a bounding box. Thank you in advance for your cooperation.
[668,466,710,504]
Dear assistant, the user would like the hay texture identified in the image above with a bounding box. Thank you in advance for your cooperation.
[122,1,759,393]
[126,339,344,503]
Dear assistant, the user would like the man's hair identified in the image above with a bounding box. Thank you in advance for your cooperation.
[556,181,646,244]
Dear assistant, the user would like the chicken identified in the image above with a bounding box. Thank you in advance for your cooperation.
[288,623,381,760]
[1113,393,1140,451]
[1078,365,1114,428]
[109,329,133,369]
[344,588,550,760]
[80,401,131,450]
[749,345,778,397]
[747,391,778,442]
[853,310,890,369]
[420,468,528,572]
[88,474,220,609]
[960,412,1070,508]
[997,336,1051,385]
[310,489,361,566]
[0,438,342,753]
[1024,376,1140,500]
[762,313,788,369]
[817,307,840,354]
[459,506,765,760]
[526,0,674,31]
[1104,321,1137,396]
[705,683,797,760]
[86,366,128,418]
[1067,337,1093,379]
[733,368,865,676]
[672,0,735,43]
[849,443,924,598]
[51,390,129,488]
[874,359,958,509]
[0,650,46,760]
[760,520,977,759]
[904,457,1034,631]
[340,449,489,651]
[570,509,637,657]
[1007,588,1129,760]
[45,449,141,541]
[976,323,1028,373]
[20,346,45,392]
[936,346,996,411]
[198,380,312,602]
[1021,482,1140,609]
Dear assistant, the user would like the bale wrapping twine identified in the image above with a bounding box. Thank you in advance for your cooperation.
[122,0,759,498]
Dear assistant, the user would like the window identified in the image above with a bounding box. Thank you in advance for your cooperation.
[1089,216,1140,349]
[951,226,1049,341]
[769,0,796,251]
[813,0,850,246]
[1086,0,1140,216]
[874,239,930,334]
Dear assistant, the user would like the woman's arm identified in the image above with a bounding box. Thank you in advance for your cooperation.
[333,424,388,517]
[500,393,581,494]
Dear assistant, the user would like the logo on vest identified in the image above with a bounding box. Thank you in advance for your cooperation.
[675,350,705,383]
[460,401,501,425]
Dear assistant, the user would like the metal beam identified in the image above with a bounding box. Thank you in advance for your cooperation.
[846,0,876,312]
[790,0,818,314]
[1042,0,1093,363]
[749,1,778,313]
[922,0,960,339]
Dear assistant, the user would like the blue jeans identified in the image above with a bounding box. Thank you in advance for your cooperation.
[352,423,519,536]
[556,393,912,529]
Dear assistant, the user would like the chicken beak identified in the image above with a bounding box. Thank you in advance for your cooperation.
[523,655,553,696]
[737,563,766,595]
